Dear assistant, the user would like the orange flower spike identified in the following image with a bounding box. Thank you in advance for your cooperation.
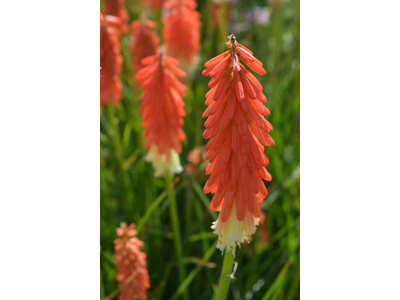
[130,19,159,88]
[135,51,187,177]
[162,0,201,70]
[203,35,274,255]
[100,16,123,107]
[114,223,150,300]
[103,0,129,33]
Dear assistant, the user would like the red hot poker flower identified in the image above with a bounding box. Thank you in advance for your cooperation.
[185,146,207,175]
[162,0,201,70]
[202,34,274,255]
[210,3,232,29]
[130,19,159,88]
[103,0,129,34]
[114,223,150,300]
[100,16,123,108]
[135,51,187,177]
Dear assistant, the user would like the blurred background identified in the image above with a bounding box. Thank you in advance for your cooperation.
[100,0,300,298]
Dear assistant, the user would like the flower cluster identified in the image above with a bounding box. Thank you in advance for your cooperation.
[162,0,201,70]
[135,51,187,177]
[100,16,123,107]
[130,19,159,87]
[202,35,274,255]
[103,0,129,33]
[114,223,150,300]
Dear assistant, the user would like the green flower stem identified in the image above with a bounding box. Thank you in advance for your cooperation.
[215,250,235,300]
[165,171,188,300]
[106,104,133,202]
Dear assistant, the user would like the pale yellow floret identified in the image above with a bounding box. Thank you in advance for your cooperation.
[211,202,259,256]
[144,145,183,177]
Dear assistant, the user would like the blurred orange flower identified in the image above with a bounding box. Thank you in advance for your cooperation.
[210,3,232,29]
[143,0,165,11]
[130,19,159,88]
[114,223,150,300]
[135,51,186,177]
[100,16,123,107]
[162,0,201,70]
[259,211,269,245]
[185,146,207,175]
[202,35,274,255]
[103,0,129,33]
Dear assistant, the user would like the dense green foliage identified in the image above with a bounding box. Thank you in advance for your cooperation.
[100,0,300,298]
